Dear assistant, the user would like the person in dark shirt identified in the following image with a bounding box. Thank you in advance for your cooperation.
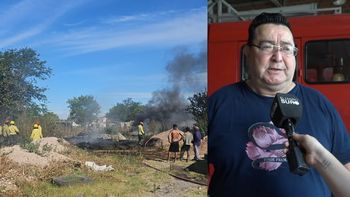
[192,124,202,160]
[208,12,350,197]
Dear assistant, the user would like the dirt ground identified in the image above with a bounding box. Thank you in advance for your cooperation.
[0,137,207,196]
[152,175,205,197]
[142,157,207,197]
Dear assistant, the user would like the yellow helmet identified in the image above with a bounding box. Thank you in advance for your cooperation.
[33,124,39,128]
[10,121,15,125]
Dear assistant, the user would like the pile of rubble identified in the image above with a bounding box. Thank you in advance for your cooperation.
[0,137,72,168]
[0,137,75,193]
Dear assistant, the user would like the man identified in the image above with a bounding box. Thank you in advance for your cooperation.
[138,121,145,145]
[30,124,43,141]
[180,127,193,162]
[35,120,42,136]
[208,13,350,197]
[2,120,10,146]
[167,124,183,162]
[8,120,19,145]
[192,124,202,160]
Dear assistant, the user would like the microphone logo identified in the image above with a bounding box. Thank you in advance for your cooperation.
[280,96,300,105]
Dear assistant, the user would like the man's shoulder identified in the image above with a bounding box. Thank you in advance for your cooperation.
[209,82,246,102]
[211,82,244,95]
[295,83,328,100]
[295,83,339,115]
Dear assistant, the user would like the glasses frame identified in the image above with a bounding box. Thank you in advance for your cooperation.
[249,43,298,56]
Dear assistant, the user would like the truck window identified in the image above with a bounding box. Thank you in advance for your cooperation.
[305,39,350,83]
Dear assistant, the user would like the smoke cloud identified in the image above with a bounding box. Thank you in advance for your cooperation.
[143,45,207,130]
[166,46,207,92]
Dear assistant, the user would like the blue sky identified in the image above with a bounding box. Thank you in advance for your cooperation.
[0,0,207,119]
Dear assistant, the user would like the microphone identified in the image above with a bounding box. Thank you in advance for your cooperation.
[270,93,310,176]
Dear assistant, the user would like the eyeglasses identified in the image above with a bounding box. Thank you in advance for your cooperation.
[249,43,298,56]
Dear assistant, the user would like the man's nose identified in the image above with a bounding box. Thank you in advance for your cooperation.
[272,47,283,61]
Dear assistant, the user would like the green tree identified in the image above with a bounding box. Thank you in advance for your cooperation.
[186,90,207,135]
[67,95,100,126]
[106,98,144,122]
[40,112,60,136]
[0,48,52,118]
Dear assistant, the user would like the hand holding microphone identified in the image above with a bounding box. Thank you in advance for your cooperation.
[270,93,310,175]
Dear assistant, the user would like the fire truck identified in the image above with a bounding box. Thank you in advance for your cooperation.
[208,14,350,131]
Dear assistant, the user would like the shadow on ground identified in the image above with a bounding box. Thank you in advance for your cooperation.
[186,159,207,175]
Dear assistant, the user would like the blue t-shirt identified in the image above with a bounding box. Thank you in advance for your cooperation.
[208,81,350,197]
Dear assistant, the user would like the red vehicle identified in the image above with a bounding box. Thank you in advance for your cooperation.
[208,14,350,132]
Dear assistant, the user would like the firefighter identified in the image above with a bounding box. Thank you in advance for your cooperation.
[30,124,43,141]
[0,123,3,147]
[35,120,42,135]
[8,120,20,145]
[138,121,145,145]
[2,120,10,146]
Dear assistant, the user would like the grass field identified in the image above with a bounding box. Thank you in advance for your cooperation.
[1,145,207,197]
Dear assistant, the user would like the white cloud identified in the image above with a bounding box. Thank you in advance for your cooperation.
[103,14,151,24]
[0,26,43,47]
[0,0,85,48]
[37,7,207,55]
[101,9,179,24]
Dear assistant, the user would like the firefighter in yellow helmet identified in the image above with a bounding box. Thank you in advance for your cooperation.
[8,120,20,145]
[2,120,10,146]
[35,120,42,136]
[30,124,43,141]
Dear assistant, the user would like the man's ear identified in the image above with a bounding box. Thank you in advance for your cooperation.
[243,44,249,56]
[242,44,250,81]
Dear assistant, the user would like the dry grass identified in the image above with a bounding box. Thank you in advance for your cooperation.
[1,145,206,197]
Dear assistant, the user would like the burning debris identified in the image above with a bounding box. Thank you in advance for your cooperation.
[64,131,138,150]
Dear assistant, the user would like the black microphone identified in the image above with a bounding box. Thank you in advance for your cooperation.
[270,93,310,176]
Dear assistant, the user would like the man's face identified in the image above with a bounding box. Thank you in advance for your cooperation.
[246,24,296,88]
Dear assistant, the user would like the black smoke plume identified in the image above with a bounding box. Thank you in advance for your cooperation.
[140,45,207,130]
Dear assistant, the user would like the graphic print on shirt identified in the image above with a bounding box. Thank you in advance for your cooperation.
[245,122,288,171]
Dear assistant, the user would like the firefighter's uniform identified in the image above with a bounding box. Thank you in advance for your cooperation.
[0,125,4,147]
[30,124,43,141]
[8,121,20,145]
[8,121,19,135]
[2,123,10,146]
